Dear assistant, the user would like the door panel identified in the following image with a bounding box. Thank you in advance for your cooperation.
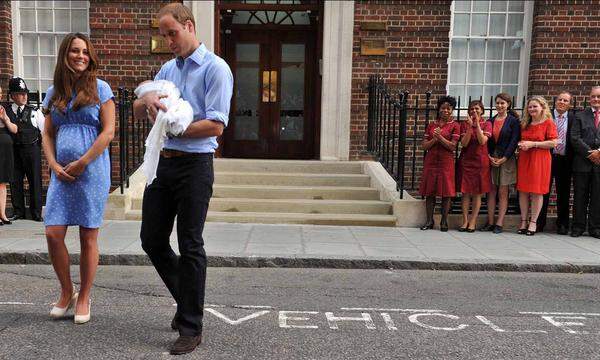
[223,29,316,159]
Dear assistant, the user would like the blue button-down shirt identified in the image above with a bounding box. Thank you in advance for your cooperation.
[155,43,233,153]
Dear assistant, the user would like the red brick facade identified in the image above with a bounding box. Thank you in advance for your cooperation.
[528,0,600,100]
[0,0,13,89]
[351,0,452,161]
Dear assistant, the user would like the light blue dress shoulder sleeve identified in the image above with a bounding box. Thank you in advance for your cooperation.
[42,85,55,109]
[97,79,114,105]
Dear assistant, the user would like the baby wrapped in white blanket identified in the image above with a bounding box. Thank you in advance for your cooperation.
[134,80,194,185]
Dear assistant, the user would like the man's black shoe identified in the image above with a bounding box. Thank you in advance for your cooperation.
[31,216,43,222]
[557,225,569,235]
[9,214,24,221]
[570,230,583,238]
[171,314,179,331]
[169,335,202,355]
[590,231,600,239]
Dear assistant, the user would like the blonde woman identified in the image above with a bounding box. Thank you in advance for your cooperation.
[516,96,558,235]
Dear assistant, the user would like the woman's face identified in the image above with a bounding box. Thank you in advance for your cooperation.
[468,105,483,118]
[495,98,508,115]
[67,38,90,74]
[527,100,543,119]
[439,103,453,120]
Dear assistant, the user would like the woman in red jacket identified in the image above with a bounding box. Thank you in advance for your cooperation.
[458,100,492,232]
[419,96,461,232]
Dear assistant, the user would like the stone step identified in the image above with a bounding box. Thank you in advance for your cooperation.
[131,197,392,215]
[215,172,371,187]
[214,159,364,174]
[124,210,397,227]
[137,184,381,201]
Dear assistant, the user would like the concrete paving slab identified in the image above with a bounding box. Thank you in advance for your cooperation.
[416,245,487,261]
[532,248,600,263]
[353,236,414,248]
[473,248,552,262]
[303,243,365,257]
[245,243,303,256]
[361,246,426,259]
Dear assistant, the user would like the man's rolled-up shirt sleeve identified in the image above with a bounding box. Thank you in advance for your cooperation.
[204,60,234,127]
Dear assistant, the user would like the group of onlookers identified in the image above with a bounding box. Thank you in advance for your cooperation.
[419,87,600,239]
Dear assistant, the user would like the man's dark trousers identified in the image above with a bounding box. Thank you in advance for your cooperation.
[11,142,42,219]
[140,153,213,337]
[572,171,600,234]
[539,154,572,231]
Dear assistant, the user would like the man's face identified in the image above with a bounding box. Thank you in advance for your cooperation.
[158,14,195,58]
[590,88,600,109]
[11,92,27,106]
[555,93,571,114]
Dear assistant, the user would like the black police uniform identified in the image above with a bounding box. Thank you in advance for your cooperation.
[4,78,43,221]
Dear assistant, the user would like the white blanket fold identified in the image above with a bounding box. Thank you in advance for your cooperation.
[134,80,194,185]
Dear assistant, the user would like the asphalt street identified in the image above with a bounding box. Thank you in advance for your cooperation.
[0,266,599,359]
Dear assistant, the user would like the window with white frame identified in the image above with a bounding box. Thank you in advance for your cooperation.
[14,1,89,92]
[448,0,533,104]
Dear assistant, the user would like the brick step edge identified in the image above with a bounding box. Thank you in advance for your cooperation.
[0,252,599,274]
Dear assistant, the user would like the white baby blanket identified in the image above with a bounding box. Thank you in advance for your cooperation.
[134,80,194,185]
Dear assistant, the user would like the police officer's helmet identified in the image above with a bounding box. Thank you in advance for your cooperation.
[8,77,29,94]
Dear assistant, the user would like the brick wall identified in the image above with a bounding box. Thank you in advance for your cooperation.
[90,1,175,89]
[0,0,13,89]
[528,0,600,100]
[350,0,452,160]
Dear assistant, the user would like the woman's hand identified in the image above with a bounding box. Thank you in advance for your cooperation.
[495,157,508,166]
[63,159,87,178]
[0,106,8,123]
[50,162,76,182]
[518,141,534,151]
[465,116,473,127]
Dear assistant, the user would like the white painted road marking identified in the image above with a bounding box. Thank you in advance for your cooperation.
[3,301,600,334]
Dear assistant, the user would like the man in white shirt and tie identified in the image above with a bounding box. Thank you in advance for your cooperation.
[538,91,574,235]
[3,77,45,221]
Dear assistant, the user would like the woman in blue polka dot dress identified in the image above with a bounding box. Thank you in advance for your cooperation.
[41,33,115,324]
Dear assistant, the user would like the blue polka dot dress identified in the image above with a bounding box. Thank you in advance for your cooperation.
[42,79,114,228]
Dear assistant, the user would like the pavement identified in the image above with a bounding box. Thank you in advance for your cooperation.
[0,220,600,272]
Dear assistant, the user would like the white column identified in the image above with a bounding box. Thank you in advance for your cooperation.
[185,0,215,52]
[320,1,354,161]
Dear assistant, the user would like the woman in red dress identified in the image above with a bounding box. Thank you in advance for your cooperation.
[458,100,492,232]
[419,96,461,232]
[517,96,558,235]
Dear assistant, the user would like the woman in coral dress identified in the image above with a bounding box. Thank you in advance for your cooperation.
[458,100,492,232]
[517,96,558,236]
[419,96,461,232]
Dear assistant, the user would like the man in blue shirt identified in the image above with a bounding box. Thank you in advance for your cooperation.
[134,3,233,355]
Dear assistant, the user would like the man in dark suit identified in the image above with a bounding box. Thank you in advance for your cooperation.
[570,86,600,238]
[538,91,574,235]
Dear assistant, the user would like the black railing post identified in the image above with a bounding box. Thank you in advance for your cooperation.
[367,76,374,152]
[118,87,126,194]
[397,90,409,198]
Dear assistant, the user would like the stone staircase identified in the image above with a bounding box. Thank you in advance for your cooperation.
[106,159,398,226]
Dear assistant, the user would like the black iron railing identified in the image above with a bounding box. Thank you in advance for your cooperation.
[111,87,150,194]
[367,75,588,213]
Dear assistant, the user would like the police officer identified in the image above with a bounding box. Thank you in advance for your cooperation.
[4,77,44,221]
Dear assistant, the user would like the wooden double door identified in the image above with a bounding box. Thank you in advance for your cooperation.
[222,29,318,159]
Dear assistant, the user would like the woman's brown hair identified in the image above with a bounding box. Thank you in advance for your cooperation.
[468,100,485,117]
[50,33,99,112]
[495,92,520,120]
